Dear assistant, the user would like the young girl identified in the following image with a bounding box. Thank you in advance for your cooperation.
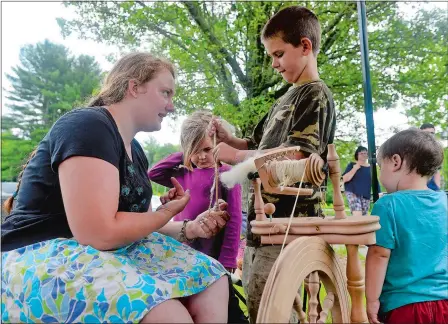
[1,53,230,323]
[366,128,448,324]
[149,110,242,272]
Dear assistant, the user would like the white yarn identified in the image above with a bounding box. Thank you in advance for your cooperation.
[220,157,257,189]
[268,160,307,188]
[269,159,308,286]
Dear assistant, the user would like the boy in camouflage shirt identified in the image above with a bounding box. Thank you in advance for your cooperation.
[210,6,336,323]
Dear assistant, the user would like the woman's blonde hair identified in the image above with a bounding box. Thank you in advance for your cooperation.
[88,52,175,106]
[180,110,234,171]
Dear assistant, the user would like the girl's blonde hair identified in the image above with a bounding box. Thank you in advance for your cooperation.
[88,52,175,106]
[180,110,234,171]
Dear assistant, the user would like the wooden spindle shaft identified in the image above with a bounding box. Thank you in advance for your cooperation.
[308,271,320,323]
[253,178,267,221]
[213,133,219,210]
[317,292,334,323]
[346,244,368,323]
[327,144,347,219]
[214,171,219,210]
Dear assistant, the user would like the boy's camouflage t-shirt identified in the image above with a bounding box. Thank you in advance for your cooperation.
[245,80,336,247]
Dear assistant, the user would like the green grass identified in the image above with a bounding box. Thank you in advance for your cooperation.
[234,284,248,317]
[333,244,366,262]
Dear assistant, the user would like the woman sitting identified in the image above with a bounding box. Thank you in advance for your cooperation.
[1,52,230,323]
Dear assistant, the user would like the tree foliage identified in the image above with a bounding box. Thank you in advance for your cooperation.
[141,136,181,168]
[3,40,102,137]
[140,136,181,195]
[58,1,447,138]
[2,40,102,181]
[1,131,34,181]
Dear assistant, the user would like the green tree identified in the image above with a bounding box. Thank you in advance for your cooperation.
[58,1,447,137]
[141,136,181,168]
[2,40,102,181]
[3,39,102,137]
[442,147,448,191]
[1,131,34,181]
[141,136,181,195]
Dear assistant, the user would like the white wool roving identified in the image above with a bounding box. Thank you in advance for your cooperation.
[220,157,257,189]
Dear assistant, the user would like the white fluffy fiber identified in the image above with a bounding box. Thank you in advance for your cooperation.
[220,157,257,189]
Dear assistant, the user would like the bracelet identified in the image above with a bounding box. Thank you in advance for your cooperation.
[178,220,195,243]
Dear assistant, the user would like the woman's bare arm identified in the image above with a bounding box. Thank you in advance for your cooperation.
[59,156,189,251]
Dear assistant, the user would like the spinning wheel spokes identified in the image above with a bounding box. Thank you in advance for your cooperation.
[257,237,350,324]
[293,294,307,323]
[308,271,320,323]
[317,292,335,323]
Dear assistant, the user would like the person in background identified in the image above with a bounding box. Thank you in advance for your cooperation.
[420,123,442,191]
[342,146,378,216]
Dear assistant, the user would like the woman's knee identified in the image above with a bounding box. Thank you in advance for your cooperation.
[188,275,229,308]
[140,299,193,323]
[187,276,229,322]
[210,275,230,298]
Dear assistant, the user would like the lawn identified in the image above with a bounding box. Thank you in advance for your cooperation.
[234,284,248,317]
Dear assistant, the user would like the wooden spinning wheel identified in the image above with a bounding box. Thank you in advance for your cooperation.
[257,237,350,323]
[249,144,380,323]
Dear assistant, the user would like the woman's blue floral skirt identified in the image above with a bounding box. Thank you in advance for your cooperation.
[1,232,226,323]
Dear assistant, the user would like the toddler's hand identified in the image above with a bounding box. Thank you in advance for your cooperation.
[367,299,381,324]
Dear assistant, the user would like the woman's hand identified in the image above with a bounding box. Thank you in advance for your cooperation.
[208,117,233,144]
[157,178,190,217]
[186,200,230,239]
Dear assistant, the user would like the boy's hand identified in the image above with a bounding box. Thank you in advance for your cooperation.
[157,178,190,216]
[367,299,381,324]
[213,142,239,165]
[208,117,233,144]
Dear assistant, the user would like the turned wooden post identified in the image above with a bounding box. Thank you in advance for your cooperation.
[327,144,347,219]
[317,292,335,324]
[308,271,320,323]
[253,178,267,221]
[346,244,368,323]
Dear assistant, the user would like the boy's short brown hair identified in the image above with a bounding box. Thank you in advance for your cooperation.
[261,6,321,56]
[378,128,443,177]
